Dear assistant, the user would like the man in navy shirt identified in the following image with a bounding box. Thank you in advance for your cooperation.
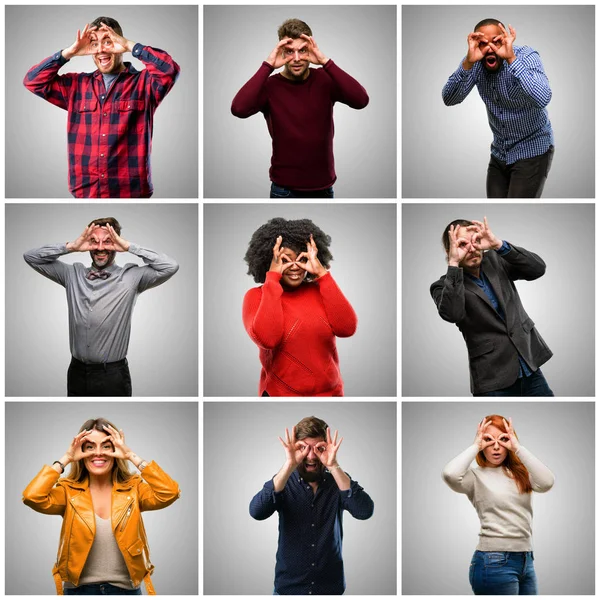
[249,416,374,595]
[430,217,554,396]
[443,19,554,198]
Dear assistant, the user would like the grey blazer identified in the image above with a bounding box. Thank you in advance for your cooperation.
[430,243,553,394]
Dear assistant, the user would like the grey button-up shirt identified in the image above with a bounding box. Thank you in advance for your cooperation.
[24,243,179,363]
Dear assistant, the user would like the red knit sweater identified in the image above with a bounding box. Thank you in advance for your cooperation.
[231,60,369,191]
[242,271,357,396]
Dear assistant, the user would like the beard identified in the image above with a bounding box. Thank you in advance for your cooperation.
[284,62,309,81]
[482,53,502,72]
[297,460,325,482]
[90,250,116,270]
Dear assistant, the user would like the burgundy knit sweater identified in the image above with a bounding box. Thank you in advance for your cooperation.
[242,271,357,396]
[231,60,369,190]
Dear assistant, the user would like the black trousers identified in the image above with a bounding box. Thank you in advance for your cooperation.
[67,357,132,397]
[486,145,554,198]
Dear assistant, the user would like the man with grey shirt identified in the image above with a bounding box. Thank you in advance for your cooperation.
[24,217,179,396]
[430,217,553,396]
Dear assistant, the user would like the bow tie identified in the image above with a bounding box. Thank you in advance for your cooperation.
[87,270,111,281]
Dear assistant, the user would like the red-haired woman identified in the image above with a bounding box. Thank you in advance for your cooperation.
[442,415,554,595]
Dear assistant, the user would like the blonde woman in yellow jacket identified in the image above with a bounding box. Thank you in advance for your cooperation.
[22,418,180,595]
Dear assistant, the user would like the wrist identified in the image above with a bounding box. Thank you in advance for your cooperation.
[62,48,75,60]
[507,52,516,65]
[448,260,460,268]
[493,239,503,250]
[319,56,329,66]
[463,58,474,70]
[125,40,136,53]
[66,242,76,252]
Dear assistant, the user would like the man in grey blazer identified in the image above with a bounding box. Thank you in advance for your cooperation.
[430,217,553,396]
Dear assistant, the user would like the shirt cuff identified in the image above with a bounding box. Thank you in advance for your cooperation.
[131,43,145,58]
[261,61,275,73]
[55,51,69,65]
[128,242,141,255]
[508,56,527,79]
[265,271,282,283]
[495,240,511,255]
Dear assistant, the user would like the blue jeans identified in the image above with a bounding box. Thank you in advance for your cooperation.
[470,551,537,595]
[474,369,554,397]
[64,584,141,595]
[270,183,334,198]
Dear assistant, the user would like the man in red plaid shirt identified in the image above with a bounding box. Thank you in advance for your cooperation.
[24,17,180,198]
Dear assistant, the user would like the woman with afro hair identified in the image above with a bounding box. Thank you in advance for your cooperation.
[243,217,357,396]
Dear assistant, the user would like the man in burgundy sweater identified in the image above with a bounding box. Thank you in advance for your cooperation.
[231,18,369,198]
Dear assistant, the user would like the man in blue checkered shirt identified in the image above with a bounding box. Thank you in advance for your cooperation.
[443,19,554,198]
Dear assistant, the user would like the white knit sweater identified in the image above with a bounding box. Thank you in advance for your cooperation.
[442,444,554,551]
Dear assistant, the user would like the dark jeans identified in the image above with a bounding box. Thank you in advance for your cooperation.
[486,146,554,198]
[470,551,537,595]
[270,183,334,199]
[64,583,141,595]
[474,369,554,397]
[67,357,132,397]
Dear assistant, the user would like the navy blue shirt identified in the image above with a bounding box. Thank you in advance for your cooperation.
[249,470,374,595]
[465,241,533,378]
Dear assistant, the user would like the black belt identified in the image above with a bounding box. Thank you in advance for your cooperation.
[70,357,128,371]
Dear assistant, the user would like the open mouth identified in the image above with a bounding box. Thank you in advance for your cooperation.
[91,459,108,467]
[485,55,498,68]
[291,64,303,71]
[98,55,112,68]
[304,461,318,471]
[287,271,302,280]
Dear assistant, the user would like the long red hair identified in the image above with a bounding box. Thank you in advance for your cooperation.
[475,414,532,494]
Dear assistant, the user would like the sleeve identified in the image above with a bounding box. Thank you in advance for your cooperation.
[130,43,180,106]
[249,477,283,520]
[231,62,273,118]
[430,266,467,324]
[242,271,285,349]
[442,60,478,106]
[340,477,374,520]
[507,48,552,109]
[128,243,179,293]
[496,243,546,281]
[22,465,67,515]
[314,272,358,337]
[516,446,555,493]
[137,461,181,511]
[441,443,479,495]
[23,243,73,287]
[321,60,369,109]
[23,51,76,110]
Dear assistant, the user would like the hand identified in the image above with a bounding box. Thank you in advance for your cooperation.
[498,417,520,452]
[278,427,310,468]
[474,418,495,451]
[268,236,297,276]
[62,23,99,60]
[468,217,502,251]
[296,235,328,278]
[66,225,96,252]
[96,22,133,54]
[464,31,488,68]
[266,38,295,69]
[106,224,130,252]
[64,429,95,464]
[489,24,516,63]
[447,224,472,267]
[317,427,343,468]
[100,424,133,460]
[299,34,329,66]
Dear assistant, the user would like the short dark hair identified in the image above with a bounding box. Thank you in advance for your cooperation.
[88,217,122,236]
[474,18,505,32]
[244,217,332,284]
[278,18,312,40]
[441,219,474,254]
[295,416,328,441]
[90,16,123,37]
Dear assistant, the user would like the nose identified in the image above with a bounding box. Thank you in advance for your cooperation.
[307,447,316,460]
[493,440,500,449]
[294,50,300,61]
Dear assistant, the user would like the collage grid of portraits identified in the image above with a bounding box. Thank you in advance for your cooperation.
[0,0,598,598]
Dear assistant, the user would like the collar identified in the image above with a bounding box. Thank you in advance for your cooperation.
[92,61,138,80]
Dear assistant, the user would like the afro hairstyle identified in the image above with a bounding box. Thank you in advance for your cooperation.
[245,217,333,284]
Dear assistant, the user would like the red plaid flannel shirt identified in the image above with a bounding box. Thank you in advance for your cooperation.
[24,44,180,198]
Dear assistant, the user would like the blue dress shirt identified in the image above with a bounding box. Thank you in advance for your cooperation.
[465,241,533,378]
[443,45,553,164]
[249,470,374,595]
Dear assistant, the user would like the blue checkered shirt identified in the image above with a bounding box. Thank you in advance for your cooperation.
[442,45,554,164]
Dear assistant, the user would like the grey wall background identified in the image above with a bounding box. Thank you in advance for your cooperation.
[204,401,396,594]
[402,5,595,198]
[6,401,198,595]
[402,203,595,396]
[6,204,198,396]
[204,203,397,396]
[402,402,595,594]
[204,5,396,198]
[6,5,198,198]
